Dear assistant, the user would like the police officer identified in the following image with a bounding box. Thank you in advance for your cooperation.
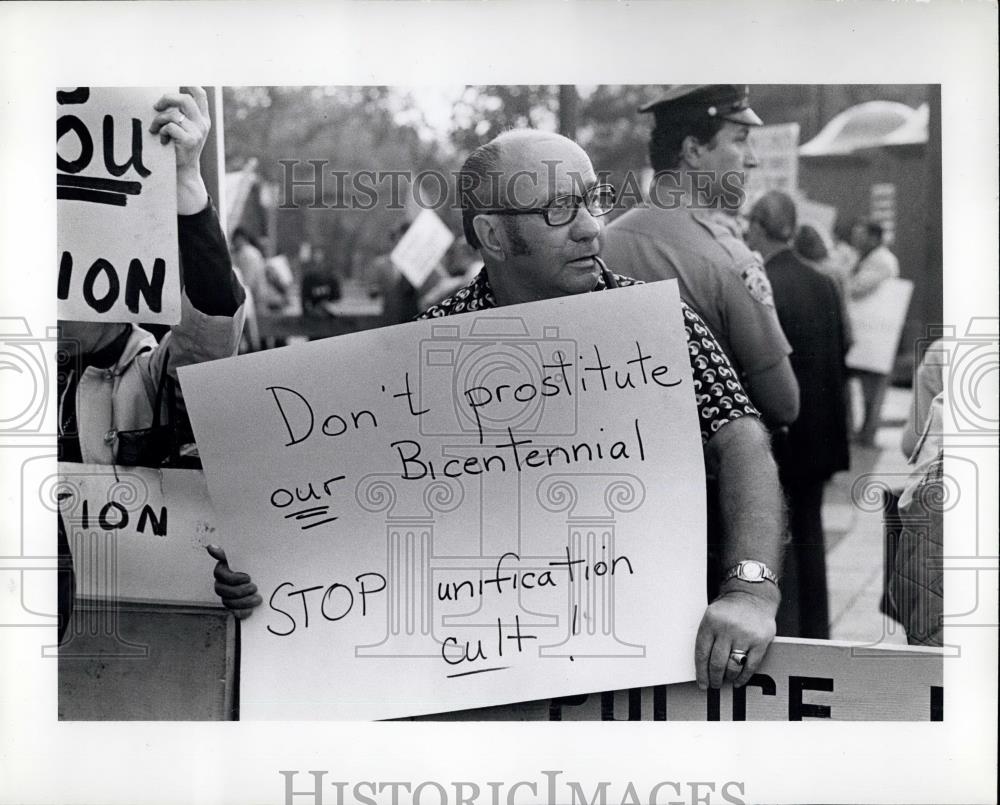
[603,85,800,427]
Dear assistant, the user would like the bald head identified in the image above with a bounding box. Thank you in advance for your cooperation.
[459,130,594,249]
[750,190,797,244]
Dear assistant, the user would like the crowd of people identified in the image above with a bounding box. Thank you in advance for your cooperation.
[57,84,939,669]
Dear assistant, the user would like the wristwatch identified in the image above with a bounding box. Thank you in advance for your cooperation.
[723,560,779,586]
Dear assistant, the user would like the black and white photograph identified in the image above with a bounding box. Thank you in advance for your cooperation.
[1,2,996,804]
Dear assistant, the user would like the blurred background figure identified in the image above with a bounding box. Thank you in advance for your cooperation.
[230,227,266,308]
[848,218,901,445]
[370,221,453,325]
[794,223,854,350]
[827,216,860,281]
[849,218,900,299]
[371,221,418,325]
[889,340,945,646]
[746,190,851,639]
[300,244,343,316]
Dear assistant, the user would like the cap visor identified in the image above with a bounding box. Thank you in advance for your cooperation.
[724,108,764,126]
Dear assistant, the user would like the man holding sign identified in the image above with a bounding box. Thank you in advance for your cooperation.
[183,130,784,714]
[422,130,784,689]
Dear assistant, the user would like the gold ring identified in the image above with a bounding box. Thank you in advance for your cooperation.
[728,650,748,667]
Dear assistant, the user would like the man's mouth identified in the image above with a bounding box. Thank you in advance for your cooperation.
[567,255,598,267]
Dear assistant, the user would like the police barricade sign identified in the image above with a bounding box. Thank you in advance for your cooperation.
[180,280,707,720]
[416,638,944,721]
[57,87,180,324]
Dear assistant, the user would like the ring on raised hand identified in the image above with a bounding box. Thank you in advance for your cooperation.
[728,649,748,667]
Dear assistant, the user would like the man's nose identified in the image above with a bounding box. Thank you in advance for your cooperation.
[570,205,603,241]
[743,144,759,169]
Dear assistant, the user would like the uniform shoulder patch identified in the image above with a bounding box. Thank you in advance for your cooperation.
[741,262,775,307]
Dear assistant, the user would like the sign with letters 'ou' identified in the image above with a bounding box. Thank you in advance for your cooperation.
[57,87,179,324]
[846,277,914,374]
[181,280,706,720]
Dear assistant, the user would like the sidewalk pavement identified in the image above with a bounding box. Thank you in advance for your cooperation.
[824,384,912,644]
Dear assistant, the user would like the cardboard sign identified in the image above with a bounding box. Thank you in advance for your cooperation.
[180,280,706,720]
[391,208,454,289]
[418,638,944,721]
[745,122,801,199]
[27,461,219,607]
[57,87,179,324]
[846,278,914,374]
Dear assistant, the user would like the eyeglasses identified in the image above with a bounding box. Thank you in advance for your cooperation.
[479,183,617,227]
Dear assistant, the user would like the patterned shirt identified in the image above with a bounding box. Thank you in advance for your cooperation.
[418,269,760,444]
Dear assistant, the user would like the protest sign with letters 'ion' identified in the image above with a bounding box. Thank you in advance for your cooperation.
[45,461,220,607]
[57,87,180,324]
[180,280,706,720]
[846,277,914,374]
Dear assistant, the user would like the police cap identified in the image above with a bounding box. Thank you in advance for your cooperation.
[639,85,763,127]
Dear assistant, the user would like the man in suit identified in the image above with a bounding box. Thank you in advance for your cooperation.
[746,190,851,639]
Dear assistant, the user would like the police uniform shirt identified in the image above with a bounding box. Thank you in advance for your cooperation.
[602,205,792,382]
[418,268,760,445]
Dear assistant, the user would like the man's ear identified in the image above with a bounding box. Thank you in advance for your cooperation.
[472,214,506,261]
[679,134,704,168]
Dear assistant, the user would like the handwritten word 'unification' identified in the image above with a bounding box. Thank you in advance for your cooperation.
[436,549,634,603]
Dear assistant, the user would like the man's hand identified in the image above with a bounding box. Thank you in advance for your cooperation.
[207,544,262,620]
[695,588,778,689]
[150,86,211,215]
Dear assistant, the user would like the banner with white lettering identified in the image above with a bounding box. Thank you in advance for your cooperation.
[57,87,180,324]
[180,280,706,720]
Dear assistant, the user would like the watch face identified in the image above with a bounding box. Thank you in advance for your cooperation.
[742,561,764,581]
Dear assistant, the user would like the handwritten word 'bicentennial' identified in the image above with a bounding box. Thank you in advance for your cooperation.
[391,419,646,481]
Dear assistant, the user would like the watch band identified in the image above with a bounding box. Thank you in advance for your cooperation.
[723,560,779,586]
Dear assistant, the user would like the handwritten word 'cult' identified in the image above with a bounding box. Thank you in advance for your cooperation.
[442,615,538,678]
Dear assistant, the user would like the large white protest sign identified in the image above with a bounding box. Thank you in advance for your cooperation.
[846,278,914,374]
[391,208,454,289]
[57,87,180,324]
[21,461,219,607]
[180,280,706,720]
